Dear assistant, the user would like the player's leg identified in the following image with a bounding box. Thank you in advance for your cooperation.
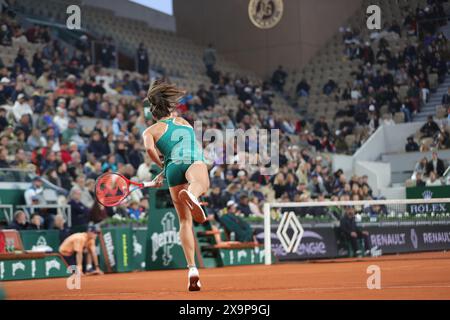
[185,161,210,198]
[169,184,201,291]
[178,161,210,223]
[85,250,93,272]
[170,184,195,267]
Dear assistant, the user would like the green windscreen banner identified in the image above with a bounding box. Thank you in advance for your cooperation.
[99,227,133,273]
[131,228,147,270]
[0,255,68,281]
[20,230,60,252]
[406,186,450,214]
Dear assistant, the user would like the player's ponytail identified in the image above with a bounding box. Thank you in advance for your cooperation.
[146,79,184,120]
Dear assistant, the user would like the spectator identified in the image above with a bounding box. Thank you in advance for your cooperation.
[0,24,12,46]
[53,107,69,133]
[11,93,32,123]
[12,148,29,169]
[248,196,263,216]
[203,43,216,76]
[272,173,286,199]
[14,48,30,72]
[82,92,98,117]
[136,42,149,75]
[27,213,42,230]
[426,171,442,186]
[27,128,46,149]
[206,185,227,214]
[442,87,450,106]
[314,116,330,138]
[53,214,70,243]
[102,154,118,172]
[32,51,45,77]
[296,78,310,97]
[112,113,125,137]
[420,115,440,138]
[219,200,254,242]
[0,108,8,131]
[0,146,9,167]
[339,205,371,256]
[9,210,29,230]
[68,188,90,228]
[323,78,337,95]
[128,200,141,219]
[61,119,81,145]
[56,162,73,190]
[87,131,109,160]
[414,172,426,187]
[136,156,153,182]
[426,151,446,177]
[308,173,327,198]
[237,195,252,217]
[24,177,45,206]
[271,65,287,92]
[435,124,450,150]
[71,175,94,209]
[405,136,419,152]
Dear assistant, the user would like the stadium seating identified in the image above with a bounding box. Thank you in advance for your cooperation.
[286,0,443,128]
[18,0,300,120]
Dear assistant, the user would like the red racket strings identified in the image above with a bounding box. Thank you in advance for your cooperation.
[95,173,129,207]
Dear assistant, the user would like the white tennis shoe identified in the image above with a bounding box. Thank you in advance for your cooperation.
[179,189,207,223]
[188,267,201,291]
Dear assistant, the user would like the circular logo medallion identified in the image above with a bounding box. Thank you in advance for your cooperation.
[248,0,284,29]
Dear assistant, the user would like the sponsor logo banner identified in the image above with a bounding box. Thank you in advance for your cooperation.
[255,226,338,260]
[364,225,450,253]
[255,222,450,260]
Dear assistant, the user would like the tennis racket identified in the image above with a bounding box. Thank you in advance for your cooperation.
[95,172,163,207]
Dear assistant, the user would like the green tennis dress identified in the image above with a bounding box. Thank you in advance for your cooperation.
[155,118,204,187]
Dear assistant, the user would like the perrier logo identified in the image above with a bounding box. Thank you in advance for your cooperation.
[248,0,284,29]
[151,212,181,266]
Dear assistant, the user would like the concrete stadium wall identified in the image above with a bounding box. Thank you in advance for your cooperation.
[354,122,426,162]
[382,122,424,154]
[355,161,391,197]
[379,186,406,200]
[85,0,176,32]
[173,0,363,78]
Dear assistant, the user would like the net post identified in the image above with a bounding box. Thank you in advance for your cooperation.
[264,202,272,265]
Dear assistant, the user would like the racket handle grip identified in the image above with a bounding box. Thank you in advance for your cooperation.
[142,181,156,188]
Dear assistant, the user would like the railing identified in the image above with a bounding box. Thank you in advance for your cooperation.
[0,168,69,196]
[0,205,14,223]
[16,205,72,228]
[0,168,34,183]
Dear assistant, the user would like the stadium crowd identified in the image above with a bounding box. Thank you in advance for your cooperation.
[289,0,449,153]
[0,0,449,236]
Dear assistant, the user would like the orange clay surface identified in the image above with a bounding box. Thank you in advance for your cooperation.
[3,251,450,300]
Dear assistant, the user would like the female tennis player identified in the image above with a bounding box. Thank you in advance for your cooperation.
[142,79,210,291]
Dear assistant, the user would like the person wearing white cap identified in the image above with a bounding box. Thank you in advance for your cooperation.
[226,200,237,208]
[0,77,10,84]
[368,105,380,135]
[12,93,33,123]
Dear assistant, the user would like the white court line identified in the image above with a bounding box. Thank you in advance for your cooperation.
[43,283,450,298]
[287,284,450,292]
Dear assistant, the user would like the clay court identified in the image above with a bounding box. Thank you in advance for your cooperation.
[3,251,450,300]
